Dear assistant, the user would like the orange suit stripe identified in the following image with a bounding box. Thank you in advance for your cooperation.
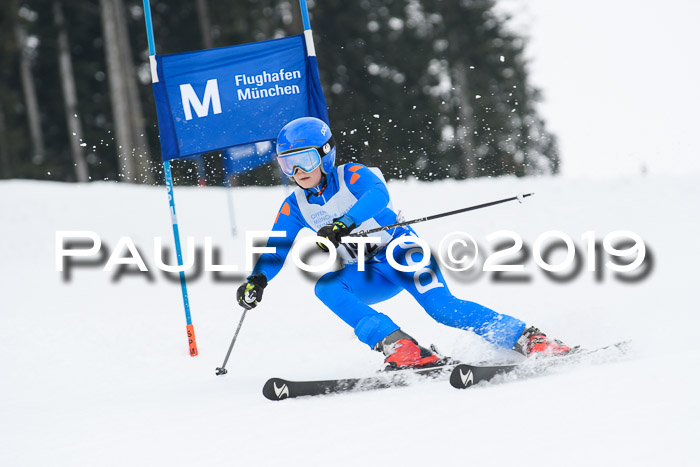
[275,202,291,223]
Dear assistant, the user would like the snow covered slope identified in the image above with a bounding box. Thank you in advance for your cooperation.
[1,174,698,466]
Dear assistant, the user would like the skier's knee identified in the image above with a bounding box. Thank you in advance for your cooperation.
[417,290,454,319]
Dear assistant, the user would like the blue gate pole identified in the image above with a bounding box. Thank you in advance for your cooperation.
[143,0,198,357]
[299,0,311,30]
[299,0,314,55]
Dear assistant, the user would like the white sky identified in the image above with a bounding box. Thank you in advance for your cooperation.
[495,0,700,178]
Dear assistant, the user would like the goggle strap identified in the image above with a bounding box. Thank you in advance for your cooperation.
[319,136,335,156]
[279,135,335,157]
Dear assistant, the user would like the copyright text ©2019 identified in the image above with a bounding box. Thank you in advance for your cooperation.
[54,230,651,283]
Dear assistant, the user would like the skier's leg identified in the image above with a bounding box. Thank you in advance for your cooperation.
[314,264,403,349]
[378,239,527,349]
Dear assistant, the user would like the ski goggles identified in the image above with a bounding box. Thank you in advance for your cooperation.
[277,138,335,177]
[277,147,322,177]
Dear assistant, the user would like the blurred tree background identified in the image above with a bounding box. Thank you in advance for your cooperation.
[0,0,558,185]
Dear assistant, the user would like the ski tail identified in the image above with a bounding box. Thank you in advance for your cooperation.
[449,364,517,389]
[262,363,457,401]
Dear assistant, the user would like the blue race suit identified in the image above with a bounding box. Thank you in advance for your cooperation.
[251,163,526,350]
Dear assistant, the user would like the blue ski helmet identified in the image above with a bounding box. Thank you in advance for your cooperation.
[276,117,336,177]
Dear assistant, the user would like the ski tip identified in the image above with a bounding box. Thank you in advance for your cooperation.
[596,340,633,357]
[614,340,633,352]
[573,340,632,356]
[517,192,534,203]
[262,378,291,401]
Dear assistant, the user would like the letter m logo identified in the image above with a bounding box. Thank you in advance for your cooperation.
[180,79,222,121]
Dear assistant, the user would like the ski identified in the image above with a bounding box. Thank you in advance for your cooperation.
[262,363,457,401]
[449,340,631,389]
[262,341,630,400]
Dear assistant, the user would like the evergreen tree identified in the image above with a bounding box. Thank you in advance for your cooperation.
[0,0,558,183]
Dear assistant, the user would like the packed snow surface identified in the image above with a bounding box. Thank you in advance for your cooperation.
[1,173,698,466]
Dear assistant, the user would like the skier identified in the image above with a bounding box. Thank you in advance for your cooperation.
[237,116,573,369]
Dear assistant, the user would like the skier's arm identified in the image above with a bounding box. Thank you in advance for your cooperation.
[342,164,391,225]
[250,195,306,282]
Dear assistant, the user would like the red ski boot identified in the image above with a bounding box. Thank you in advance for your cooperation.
[376,330,441,370]
[515,326,574,358]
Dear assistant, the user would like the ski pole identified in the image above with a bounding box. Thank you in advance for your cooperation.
[353,193,533,236]
[215,309,248,376]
